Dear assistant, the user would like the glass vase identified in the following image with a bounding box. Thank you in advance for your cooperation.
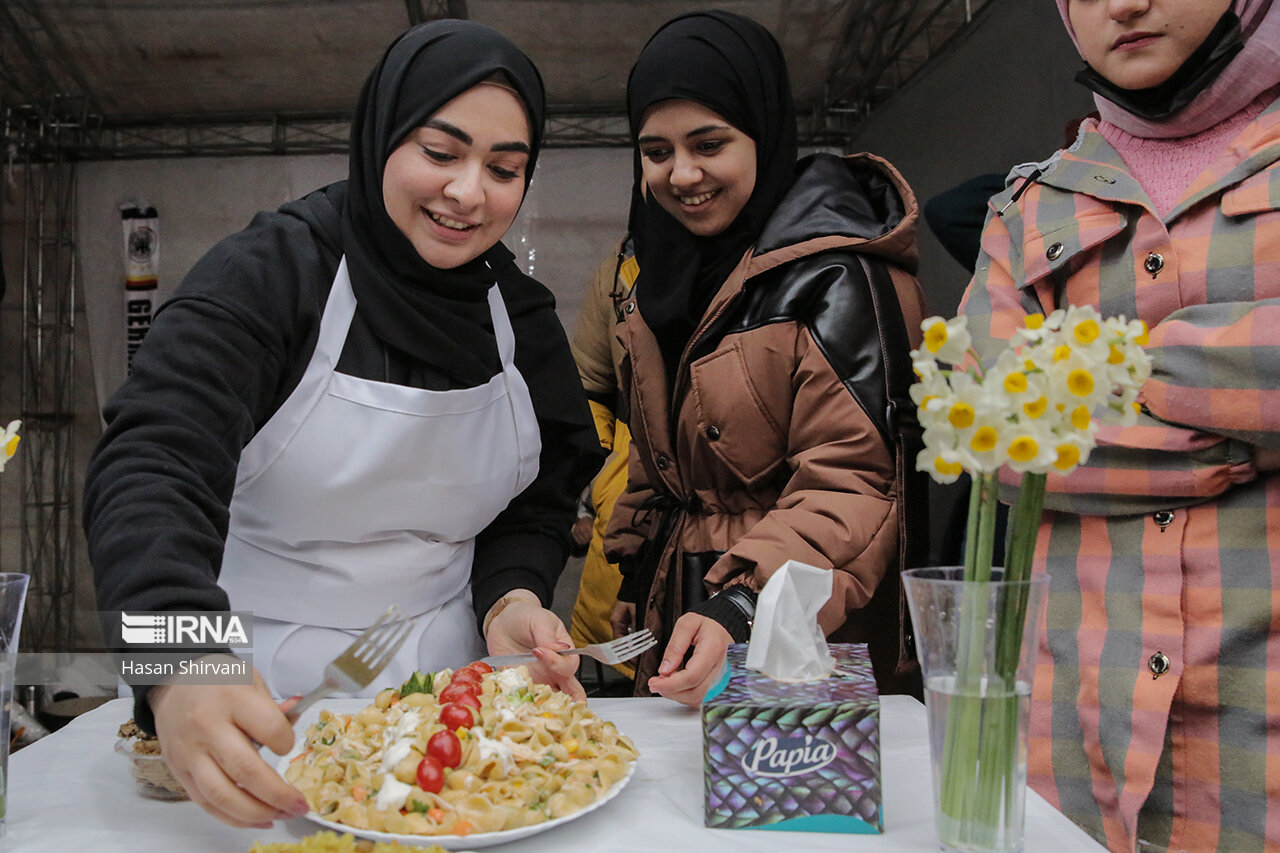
[902,567,1050,853]
[0,573,29,838]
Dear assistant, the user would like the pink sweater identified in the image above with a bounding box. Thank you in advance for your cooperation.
[1097,88,1277,218]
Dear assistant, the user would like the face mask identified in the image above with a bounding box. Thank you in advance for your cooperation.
[1074,11,1244,121]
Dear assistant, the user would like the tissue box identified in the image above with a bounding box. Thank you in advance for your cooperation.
[702,642,881,833]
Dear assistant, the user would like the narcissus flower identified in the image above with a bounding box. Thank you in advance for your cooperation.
[909,306,1150,483]
[920,315,972,364]
[0,420,21,473]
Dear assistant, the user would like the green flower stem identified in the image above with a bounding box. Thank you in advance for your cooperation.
[938,471,1038,850]
[963,470,983,576]
[964,473,1000,582]
[1004,472,1045,584]
[940,473,1000,837]
[996,472,1045,682]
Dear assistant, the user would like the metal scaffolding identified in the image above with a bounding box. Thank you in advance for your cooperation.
[812,0,996,139]
[0,0,996,161]
[0,1,81,655]
[11,112,78,655]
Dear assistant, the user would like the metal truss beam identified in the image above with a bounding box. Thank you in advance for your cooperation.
[0,1,994,161]
[1,103,861,161]
[16,135,78,655]
[815,0,994,138]
[0,0,80,656]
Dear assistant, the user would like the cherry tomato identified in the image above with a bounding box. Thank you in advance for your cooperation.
[415,755,445,793]
[453,690,481,711]
[426,729,462,768]
[466,661,494,675]
[448,668,482,686]
[439,702,475,730]
[439,681,480,705]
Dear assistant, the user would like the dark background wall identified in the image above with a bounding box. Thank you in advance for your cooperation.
[849,0,1095,318]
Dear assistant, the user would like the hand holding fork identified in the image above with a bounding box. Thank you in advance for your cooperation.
[482,629,657,668]
[150,607,412,830]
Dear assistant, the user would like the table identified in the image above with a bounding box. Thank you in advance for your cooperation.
[7,695,1107,851]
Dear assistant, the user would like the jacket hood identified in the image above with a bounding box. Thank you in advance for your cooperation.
[278,180,347,260]
[751,152,919,275]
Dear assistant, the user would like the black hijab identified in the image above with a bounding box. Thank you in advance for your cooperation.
[626,11,798,384]
[344,19,546,386]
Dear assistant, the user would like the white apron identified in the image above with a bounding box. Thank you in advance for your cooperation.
[219,257,541,697]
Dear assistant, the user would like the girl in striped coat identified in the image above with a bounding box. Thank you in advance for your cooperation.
[960,1,1280,850]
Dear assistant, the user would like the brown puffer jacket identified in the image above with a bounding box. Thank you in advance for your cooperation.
[603,152,927,692]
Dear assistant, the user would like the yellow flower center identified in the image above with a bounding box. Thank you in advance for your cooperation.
[970,426,999,452]
[934,457,963,477]
[1073,319,1100,344]
[1135,321,1150,346]
[1133,401,1142,415]
[1067,368,1094,397]
[1054,344,1072,362]
[924,323,948,354]
[1025,358,1037,371]
[3,436,17,458]
[921,394,938,410]
[1025,313,1045,330]
[1054,444,1081,471]
[1024,396,1048,419]
[1008,435,1039,463]
[948,402,975,429]
[1071,405,1092,431]
[1003,372,1028,394]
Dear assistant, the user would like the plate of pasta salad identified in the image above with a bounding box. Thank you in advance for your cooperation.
[278,662,639,850]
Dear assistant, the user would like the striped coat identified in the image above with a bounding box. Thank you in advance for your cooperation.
[960,100,1280,853]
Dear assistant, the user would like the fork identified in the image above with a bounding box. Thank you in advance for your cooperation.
[283,605,415,724]
[481,629,657,668]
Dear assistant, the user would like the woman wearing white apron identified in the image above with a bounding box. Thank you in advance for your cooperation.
[85,22,600,830]
[219,259,537,696]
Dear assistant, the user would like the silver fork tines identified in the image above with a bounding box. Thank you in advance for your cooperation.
[480,628,657,668]
[585,629,656,664]
[284,605,413,724]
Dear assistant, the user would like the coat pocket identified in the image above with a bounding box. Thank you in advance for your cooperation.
[1021,207,1127,289]
[688,342,786,486]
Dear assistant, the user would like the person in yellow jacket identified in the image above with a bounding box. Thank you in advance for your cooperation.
[568,236,637,679]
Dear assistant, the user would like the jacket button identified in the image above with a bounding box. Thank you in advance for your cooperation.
[1046,242,1064,261]
[1148,651,1170,679]
[624,302,635,314]
[705,425,720,441]
[1144,252,1164,276]
[655,454,670,470]
[1153,509,1174,530]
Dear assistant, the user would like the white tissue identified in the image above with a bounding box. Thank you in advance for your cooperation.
[745,560,835,681]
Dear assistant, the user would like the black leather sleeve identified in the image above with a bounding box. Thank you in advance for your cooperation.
[693,586,758,643]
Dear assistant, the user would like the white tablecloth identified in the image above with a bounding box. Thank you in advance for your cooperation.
[7,695,1107,852]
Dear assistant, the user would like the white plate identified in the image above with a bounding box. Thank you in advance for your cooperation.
[276,702,638,851]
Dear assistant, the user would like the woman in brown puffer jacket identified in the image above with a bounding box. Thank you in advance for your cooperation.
[603,10,928,704]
